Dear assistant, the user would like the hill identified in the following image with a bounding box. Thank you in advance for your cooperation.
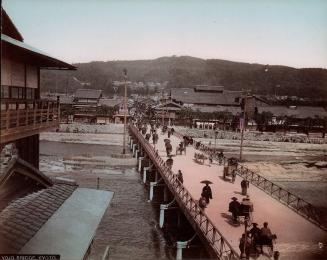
[40,56,327,99]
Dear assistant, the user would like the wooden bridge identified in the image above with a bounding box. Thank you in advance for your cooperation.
[128,124,327,260]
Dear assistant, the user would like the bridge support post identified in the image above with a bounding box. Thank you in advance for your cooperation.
[138,157,144,173]
[143,165,152,184]
[159,198,176,228]
[132,144,137,156]
[129,139,133,150]
[176,241,188,260]
[149,182,155,201]
[176,234,197,260]
[135,149,139,158]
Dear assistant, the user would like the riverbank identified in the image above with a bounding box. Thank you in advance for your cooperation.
[174,126,327,144]
[40,125,173,260]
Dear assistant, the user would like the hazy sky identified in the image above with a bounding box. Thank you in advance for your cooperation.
[3,0,327,68]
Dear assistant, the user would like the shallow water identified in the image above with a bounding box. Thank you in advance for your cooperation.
[40,140,173,260]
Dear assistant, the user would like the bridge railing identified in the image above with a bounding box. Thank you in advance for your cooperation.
[188,137,326,232]
[129,124,239,260]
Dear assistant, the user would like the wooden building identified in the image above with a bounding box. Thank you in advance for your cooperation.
[73,89,102,123]
[154,100,182,124]
[0,9,113,257]
[1,8,76,168]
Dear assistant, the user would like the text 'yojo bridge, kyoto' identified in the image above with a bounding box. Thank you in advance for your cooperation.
[128,124,327,260]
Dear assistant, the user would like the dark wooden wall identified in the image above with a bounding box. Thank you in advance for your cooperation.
[15,134,39,169]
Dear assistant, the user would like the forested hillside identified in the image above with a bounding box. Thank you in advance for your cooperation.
[41,56,327,99]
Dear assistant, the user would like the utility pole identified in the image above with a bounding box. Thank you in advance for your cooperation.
[239,91,248,161]
[122,69,127,154]
[161,90,164,126]
[214,130,218,148]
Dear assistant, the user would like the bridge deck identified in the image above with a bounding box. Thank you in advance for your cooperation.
[152,130,326,259]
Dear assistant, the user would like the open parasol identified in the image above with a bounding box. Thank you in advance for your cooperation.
[200,180,213,185]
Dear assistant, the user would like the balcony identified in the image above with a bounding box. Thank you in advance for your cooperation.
[1,99,59,144]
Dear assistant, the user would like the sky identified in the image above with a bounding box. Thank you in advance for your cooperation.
[3,0,327,68]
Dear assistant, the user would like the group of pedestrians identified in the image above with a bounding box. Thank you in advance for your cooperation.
[239,222,277,259]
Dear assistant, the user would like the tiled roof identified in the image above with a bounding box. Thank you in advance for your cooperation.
[0,181,78,253]
[99,98,122,107]
[194,85,224,92]
[0,156,53,188]
[191,105,241,115]
[60,95,74,104]
[171,88,242,106]
[155,100,182,111]
[75,89,102,99]
[258,106,327,119]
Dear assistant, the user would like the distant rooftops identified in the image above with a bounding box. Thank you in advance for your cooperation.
[171,86,243,106]
[194,85,225,93]
[75,89,103,99]
[258,106,327,119]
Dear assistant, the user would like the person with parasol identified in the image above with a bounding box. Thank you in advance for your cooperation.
[201,180,213,204]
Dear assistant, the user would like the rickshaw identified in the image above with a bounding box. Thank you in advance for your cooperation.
[194,153,207,164]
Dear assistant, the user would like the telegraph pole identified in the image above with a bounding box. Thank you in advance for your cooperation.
[122,69,127,154]
[239,91,248,161]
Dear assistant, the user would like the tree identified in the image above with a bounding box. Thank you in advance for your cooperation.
[254,112,273,132]
[178,107,194,127]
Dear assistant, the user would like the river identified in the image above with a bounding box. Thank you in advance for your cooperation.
[40,140,174,260]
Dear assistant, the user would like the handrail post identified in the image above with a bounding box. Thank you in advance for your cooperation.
[25,102,28,126]
[57,96,60,123]
[16,106,20,127]
[46,101,50,123]
[33,101,37,126]
[6,102,10,130]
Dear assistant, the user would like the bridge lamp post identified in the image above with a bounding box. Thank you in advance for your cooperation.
[122,68,128,155]
[214,130,218,148]
[239,90,250,161]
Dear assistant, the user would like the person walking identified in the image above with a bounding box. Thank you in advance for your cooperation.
[218,150,224,165]
[209,153,213,164]
[166,156,174,170]
[249,223,261,254]
[239,233,251,260]
[201,183,213,204]
[260,222,274,252]
[168,129,171,138]
[152,132,158,145]
[241,179,250,195]
[177,170,183,184]
[229,197,241,223]
[198,196,207,209]
[241,195,254,223]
